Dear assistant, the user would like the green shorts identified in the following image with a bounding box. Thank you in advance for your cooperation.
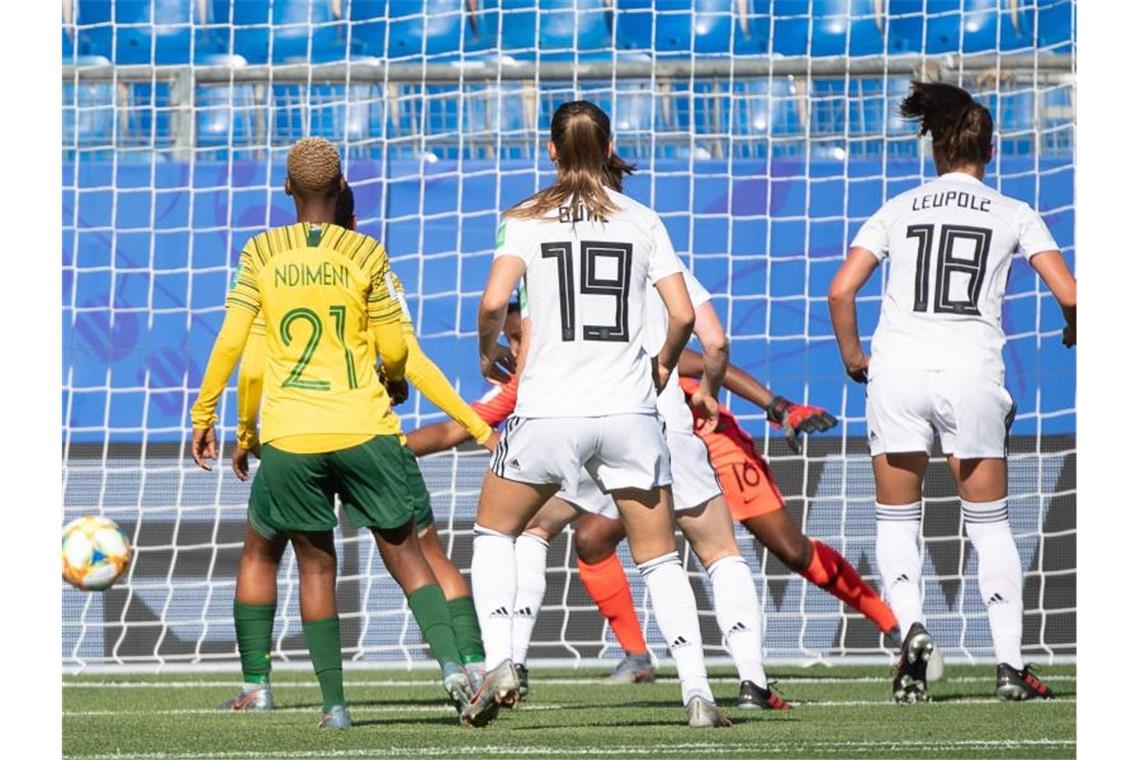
[407,453,434,532]
[248,435,428,539]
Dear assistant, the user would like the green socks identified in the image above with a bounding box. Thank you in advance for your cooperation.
[302,616,345,712]
[447,595,486,665]
[407,584,464,669]
[233,602,276,684]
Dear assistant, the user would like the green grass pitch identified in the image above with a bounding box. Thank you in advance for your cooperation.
[63,664,1075,759]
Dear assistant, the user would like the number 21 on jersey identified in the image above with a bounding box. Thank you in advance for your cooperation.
[279,305,358,391]
[540,240,633,342]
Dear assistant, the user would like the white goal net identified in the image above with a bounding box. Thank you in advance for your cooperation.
[62,0,1075,671]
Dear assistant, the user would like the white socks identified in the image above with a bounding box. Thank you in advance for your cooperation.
[963,499,1025,670]
[471,523,516,671]
[875,501,924,634]
[876,498,1026,669]
[707,554,767,688]
[637,551,713,704]
[511,532,549,664]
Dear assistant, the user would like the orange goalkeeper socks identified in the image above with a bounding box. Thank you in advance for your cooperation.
[576,552,649,655]
[801,540,899,636]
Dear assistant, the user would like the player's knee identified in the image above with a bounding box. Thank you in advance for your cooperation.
[771,533,814,572]
[698,546,741,570]
[574,519,622,564]
[294,542,337,577]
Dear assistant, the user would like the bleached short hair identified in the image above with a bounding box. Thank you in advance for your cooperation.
[287,137,342,197]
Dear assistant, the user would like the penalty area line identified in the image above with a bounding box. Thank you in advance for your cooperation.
[62,674,1077,689]
[62,698,1073,717]
[64,704,565,718]
[65,739,1079,760]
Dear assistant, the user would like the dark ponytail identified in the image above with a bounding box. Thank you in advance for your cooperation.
[504,100,635,221]
[900,81,993,174]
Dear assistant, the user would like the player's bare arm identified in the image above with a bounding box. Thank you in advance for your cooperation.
[679,348,837,453]
[1028,249,1077,347]
[477,256,523,383]
[651,272,696,392]
[828,247,880,383]
[688,301,727,431]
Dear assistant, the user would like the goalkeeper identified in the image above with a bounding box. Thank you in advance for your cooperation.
[225,183,498,710]
[191,138,475,729]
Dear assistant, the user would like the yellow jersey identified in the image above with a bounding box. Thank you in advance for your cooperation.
[235,269,492,451]
[191,222,407,446]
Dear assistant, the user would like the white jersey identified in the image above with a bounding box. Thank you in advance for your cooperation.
[497,188,684,418]
[644,265,712,434]
[851,172,1058,382]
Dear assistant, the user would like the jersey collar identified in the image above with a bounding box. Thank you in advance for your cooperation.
[940,171,984,185]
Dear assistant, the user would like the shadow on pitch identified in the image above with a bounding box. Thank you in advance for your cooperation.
[286,698,455,709]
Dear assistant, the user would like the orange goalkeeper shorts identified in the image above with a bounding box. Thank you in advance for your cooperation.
[717,456,785,522]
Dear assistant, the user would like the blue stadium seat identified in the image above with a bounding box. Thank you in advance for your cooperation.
[900,0,1018,55]
[221,0,347,64]
[808,1,884,57]
[1036,0,1073,52]
[112,0,196,65]
[883,0,925,54]
[657,0,732,55]
[500,0,539,52]
[75,1,112,59]
[385,0,467,59]
[771,0,809,56]
[732,1,770,56]
[345,0,386,56]
[499,0,611,56]
[615,0,737,55]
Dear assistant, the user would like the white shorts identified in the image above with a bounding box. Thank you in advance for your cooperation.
[866,370,1015,459]
[491,414,671,507]
[665,431,723,512]
[554,430,721,520]
[556,473,620,520]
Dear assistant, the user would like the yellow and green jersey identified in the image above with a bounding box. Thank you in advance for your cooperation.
[236,266,493,451]
[192,222,408,449]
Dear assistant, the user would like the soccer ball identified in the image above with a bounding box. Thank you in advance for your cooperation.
[62,516,131,591]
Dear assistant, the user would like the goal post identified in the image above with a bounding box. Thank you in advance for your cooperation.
[62,1,1075,671]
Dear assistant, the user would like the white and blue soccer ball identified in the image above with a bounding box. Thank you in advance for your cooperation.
[62,516,131,592]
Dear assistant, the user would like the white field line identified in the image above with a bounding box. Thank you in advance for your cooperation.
[65,704,564,718]
[63,697,1073,717]
[65,739,1079,760]
[62,674,1077,689]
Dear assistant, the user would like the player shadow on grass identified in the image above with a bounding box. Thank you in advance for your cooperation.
[352,716,465,728]
[289,698,457,709]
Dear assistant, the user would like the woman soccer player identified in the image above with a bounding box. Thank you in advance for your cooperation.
[191,138,473,728]
[221,183,497,716]
[463,100,730,728]
[498,264,794,712]
[828,81,1076,703]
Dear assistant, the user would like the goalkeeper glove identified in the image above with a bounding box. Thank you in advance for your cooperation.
[767,397,838,454]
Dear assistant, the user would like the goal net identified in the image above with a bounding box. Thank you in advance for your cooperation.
[62,0,1075,671]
